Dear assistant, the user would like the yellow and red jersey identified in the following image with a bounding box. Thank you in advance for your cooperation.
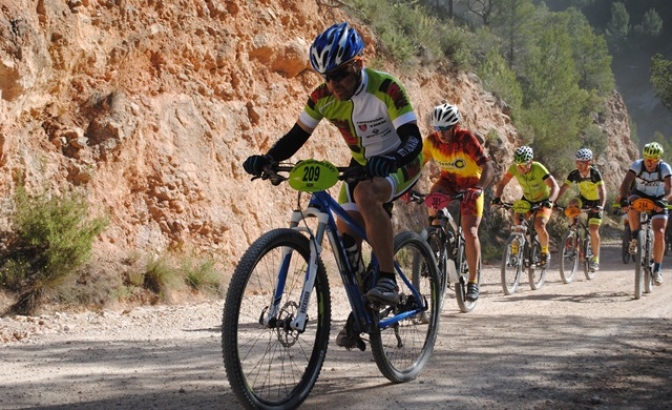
[422,127,490,193]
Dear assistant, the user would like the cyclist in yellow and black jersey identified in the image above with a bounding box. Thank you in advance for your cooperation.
[556,148,606,271]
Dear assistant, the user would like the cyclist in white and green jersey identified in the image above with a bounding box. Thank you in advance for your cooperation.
[243,22,423,347]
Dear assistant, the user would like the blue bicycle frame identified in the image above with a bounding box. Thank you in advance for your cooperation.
[266,189,426,334]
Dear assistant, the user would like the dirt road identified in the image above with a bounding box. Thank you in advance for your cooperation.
[1,243,671,410]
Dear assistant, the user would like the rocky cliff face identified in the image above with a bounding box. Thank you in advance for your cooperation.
[0,0,636,270]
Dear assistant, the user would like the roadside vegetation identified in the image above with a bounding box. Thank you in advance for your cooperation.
[0,187,222,315]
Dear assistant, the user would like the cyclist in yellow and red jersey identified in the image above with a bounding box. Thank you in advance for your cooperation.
[421,103,494,302]
[492,146,559,267]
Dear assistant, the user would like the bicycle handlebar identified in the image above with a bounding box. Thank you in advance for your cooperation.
[255,161,370,186]
[408,190,464,209]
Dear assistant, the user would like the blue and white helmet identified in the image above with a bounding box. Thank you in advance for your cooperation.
[575,148,593,161]
[309,22,364,74]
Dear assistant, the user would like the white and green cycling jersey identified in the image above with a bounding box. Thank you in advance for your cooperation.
[298,68,417,165]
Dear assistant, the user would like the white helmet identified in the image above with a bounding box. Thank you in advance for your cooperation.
[430,103,461,128]
[575,148,593,161]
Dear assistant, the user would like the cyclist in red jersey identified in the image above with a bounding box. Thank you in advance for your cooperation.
[421,103,494,301]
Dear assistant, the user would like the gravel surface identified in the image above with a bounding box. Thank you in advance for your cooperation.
[1,243,671,410]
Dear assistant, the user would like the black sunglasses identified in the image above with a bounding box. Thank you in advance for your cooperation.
[323,66,353,83]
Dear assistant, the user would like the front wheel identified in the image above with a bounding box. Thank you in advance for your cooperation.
[583,233,596,281]
[634,231,644,300]
[559,230,579,284]
[222,228,331,410]
[370,230,441,384]
[454,240,481,313]
[528,239,547,290]
[644,228,654,294]
[501,235,523,295]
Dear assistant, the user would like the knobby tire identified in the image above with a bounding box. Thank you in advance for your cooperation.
[584,233,596,280]
[222,229,331,410]
[644,229,654,294]
[528,239,547,290]
[559,230,579,284]
[501,235,522,295]
[622,224,631,264]
[370,230,441,384]
[415,227,448,309]
[634,231,644,300]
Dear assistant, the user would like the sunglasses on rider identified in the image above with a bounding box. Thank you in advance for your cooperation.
[434,126,454,132]
[323,67,352,83]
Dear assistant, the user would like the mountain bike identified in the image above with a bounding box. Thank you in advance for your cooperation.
[223,159,442,410]
[409,190,481,313]
[628,198,656,300]
[494,200,548,295]
[557,205,596,284]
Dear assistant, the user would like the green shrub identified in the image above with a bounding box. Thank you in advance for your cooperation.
[2,186,108,314]
[143,254,183,295]
[182,256,221,294]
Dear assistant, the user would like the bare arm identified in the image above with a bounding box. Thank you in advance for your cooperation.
[493,173,513,198]
[476,161,495,190]
[619,170,636,199]
[545,176,560,203]
[556,182,571,205]
[598,183,607,208]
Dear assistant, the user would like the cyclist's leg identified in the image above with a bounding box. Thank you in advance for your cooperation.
[652,213,667,285]
[534,206,553,264]
[626,194,644,254]
[587,203,603,267]
[461,195,483,284]
[362,156,422,304]
[651,214,667,265]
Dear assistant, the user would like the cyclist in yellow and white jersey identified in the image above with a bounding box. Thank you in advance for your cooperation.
[243,22,423,346]
[556,148,606,271]
[619,142,672,286]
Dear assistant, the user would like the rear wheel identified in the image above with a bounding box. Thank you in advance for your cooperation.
[370,230,441,384]
[528,239,547,290]
[501,235,522,295]
[559,230,579,284]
